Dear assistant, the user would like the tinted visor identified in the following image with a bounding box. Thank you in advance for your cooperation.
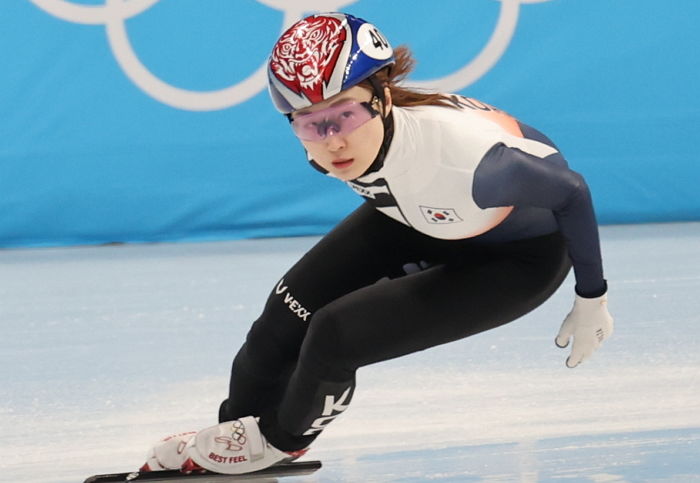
[290,100,379,142]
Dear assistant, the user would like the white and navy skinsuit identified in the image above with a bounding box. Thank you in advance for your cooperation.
[220,95,606,451]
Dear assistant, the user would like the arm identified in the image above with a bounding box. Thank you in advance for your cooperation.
[474,142,613,367]
[473,143,605,296]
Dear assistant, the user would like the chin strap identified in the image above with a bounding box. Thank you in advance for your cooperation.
[307,157,329,174]
[355,74,395,178]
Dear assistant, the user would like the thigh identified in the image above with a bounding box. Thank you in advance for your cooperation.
[302,232,572,371]
[279,203,422,311]
[245,203,426,364]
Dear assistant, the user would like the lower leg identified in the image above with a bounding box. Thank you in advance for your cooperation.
[220,343,294,423]
[260,361,356,451]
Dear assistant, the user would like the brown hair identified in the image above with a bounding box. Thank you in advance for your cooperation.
[359,45,457,109]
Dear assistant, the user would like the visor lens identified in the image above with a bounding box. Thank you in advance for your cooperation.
[291,101,376,142]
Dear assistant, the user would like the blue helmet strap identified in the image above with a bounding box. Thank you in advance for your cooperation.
[359,73,394,176]
[367,74,386,116]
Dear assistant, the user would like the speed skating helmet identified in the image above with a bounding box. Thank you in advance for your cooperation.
[267,12,395,114]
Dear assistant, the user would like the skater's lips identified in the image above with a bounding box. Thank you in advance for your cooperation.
[332,158,354,168]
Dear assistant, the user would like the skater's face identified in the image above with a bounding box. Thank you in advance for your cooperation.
[291,86,391,181]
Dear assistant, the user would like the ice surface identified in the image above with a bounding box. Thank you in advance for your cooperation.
[1,223,699,482]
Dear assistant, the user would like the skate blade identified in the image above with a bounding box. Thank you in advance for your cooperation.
[84,460,322,482]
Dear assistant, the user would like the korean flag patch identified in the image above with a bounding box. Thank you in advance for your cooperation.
[420,206,463,224]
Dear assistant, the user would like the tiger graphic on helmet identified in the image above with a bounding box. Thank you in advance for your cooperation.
[267,12,395,114]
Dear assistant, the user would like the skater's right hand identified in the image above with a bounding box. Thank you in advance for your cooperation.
[140,431,197,472]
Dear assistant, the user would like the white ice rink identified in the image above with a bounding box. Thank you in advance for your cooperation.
[2,222,699,482]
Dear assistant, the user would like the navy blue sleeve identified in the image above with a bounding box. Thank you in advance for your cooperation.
[473,143,606,297]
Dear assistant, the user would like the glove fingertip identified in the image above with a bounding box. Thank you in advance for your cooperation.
[555,336,569,349]
[565,356,579,369]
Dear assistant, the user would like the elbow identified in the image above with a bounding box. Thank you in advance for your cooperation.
[558,171,592,211]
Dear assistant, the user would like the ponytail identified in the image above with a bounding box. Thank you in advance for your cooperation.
[361,46,457,109]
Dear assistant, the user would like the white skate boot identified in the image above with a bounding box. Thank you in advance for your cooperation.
[181,416,307,475]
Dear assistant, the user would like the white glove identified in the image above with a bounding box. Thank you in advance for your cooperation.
[555,292,614,368]
[140,431,197,471]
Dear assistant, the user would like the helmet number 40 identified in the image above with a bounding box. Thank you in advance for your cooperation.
[359,23,393,60]
[370,28,389,49]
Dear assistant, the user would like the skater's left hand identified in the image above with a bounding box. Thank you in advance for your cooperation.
[555,292,613,368]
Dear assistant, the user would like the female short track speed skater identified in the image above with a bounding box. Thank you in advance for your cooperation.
[141,12,614,475]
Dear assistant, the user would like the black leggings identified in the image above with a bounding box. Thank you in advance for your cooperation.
[220,203,571,450]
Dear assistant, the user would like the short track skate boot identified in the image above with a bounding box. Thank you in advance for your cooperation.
[182,416,306,475]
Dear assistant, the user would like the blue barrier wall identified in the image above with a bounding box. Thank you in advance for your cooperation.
[1,0,698,247]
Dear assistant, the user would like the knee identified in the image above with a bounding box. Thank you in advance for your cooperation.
[245,314,303,370]
[299,307,355,381]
